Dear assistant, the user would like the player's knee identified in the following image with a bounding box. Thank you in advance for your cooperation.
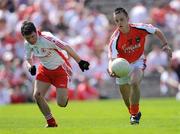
[131,74,142,85]
[33,92,41,101]
[131,69,143,84]
[131,79,139,85]
[131,82,139,89]
[131,78,140,90]
[57,99,68,107]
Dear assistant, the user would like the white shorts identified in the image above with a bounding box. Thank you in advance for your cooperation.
[116,56,146,85]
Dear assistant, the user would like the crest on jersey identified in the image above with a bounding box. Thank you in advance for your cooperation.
[135,37,140,43]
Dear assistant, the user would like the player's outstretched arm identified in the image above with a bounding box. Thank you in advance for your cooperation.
[154,28,172,58]
[63,45,90,72]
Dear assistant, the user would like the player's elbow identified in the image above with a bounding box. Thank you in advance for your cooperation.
[155,28,161,35]
[63,45,70,50]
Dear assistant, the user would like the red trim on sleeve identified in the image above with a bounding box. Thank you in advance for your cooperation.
[40,32,72,69]
[41,33,65,49]
[54,49,72,69]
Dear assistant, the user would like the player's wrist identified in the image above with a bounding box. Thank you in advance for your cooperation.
[161,43,168,48]
[78,60,83,64]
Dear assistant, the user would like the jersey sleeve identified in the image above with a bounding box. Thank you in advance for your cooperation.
[24,42,33,60]
[41,32,66,49]
[108,30,119,59]
[41,32,69,59]
[132,23,157,34]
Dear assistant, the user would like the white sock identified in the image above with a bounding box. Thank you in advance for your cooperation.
[45,113,53,120]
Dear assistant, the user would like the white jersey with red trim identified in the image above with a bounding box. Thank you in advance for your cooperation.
[24,31,71,70]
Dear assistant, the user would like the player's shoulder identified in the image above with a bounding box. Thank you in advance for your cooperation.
[40,31,58,43]
[112,28,119,34]
[110,28,120,39]
[130,23,144,27]
[130,23,155,29]
[24,40,30,46]
[40,31,66,47]
[24,41,33,49]
[41,31,54,38]
[130,23,157,34]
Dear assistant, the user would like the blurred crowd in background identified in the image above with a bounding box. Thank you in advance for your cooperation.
[0,0,180,105]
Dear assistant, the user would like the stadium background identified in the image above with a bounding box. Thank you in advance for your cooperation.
[0,0,180,104]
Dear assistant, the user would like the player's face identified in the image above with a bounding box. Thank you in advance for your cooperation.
[114,13,129,31]
[24,32,37,45]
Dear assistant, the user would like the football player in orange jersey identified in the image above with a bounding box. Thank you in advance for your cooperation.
[108,7,172,124]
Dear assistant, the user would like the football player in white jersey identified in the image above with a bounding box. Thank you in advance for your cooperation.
[21,21,90,127]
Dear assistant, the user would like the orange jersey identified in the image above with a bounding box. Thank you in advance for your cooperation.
[108,23,157,63]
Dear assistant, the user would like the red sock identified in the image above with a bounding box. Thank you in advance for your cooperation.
[47,117,57,126]
[130,104,139,116]
[45,114,57,126]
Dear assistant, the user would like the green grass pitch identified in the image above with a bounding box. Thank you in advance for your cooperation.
[0,98,180,134]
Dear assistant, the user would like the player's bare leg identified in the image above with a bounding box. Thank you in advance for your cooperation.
[56,88,69,107]
[33,80,57,127]
[129,68,143,124]
[130,69,143,108]
[119,84,131,113]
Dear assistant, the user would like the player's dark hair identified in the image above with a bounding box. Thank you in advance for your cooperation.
[21,21,36,36]
[114,7,128,17]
